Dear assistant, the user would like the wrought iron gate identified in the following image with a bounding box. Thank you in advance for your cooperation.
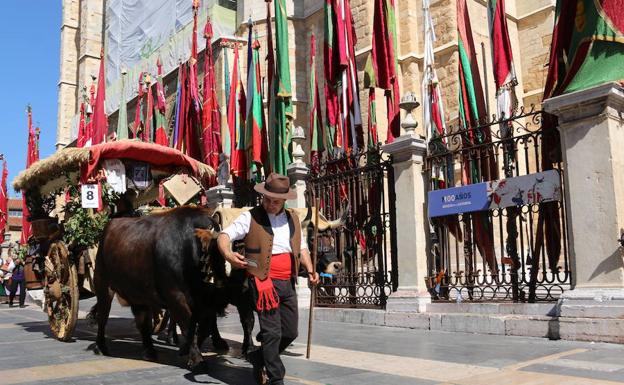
[425,108,571,302]
[307,147,397,309]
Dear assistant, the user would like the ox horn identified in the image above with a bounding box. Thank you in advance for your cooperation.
[195,228,218,251]
[327,202,350,229]
[301,206,313,229]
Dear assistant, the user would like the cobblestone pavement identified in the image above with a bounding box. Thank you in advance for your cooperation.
[0,297,623,385]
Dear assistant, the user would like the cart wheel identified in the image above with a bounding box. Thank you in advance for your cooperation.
[44,241,79,341]
[152,310,169,335]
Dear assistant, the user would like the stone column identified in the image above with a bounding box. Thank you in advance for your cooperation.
[287,129,311,306]
[287,162,309,209]
[544,82,624,322]
[206,185,235,209]
[381,135,431,312]
[57,0,80,149]
[287,125,309,209]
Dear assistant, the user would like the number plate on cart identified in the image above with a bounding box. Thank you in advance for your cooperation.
[81,184,100,209]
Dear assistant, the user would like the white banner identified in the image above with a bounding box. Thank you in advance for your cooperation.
[104,0,236,114]
[487,170,561,209]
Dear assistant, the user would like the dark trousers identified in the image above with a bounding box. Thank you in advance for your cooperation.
[9,279,26,306]
[251,278,298,385]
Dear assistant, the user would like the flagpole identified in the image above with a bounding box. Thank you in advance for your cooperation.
[306,195,320,359]
[481,42,490,119]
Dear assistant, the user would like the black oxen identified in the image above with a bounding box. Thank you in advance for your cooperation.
[155,205,349,362]
[94,206,227,367]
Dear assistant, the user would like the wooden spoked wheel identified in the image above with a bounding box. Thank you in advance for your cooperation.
[44,241,79,341]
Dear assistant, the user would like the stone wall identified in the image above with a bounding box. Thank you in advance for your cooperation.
[57,0,104,149]
[57,0,556,153]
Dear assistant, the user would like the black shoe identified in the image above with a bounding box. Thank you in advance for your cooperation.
[8,304,14,308]
[19,305,26,308]
[249,351,267,385]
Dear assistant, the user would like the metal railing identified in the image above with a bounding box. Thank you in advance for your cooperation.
[307,147,397,309]
[425,107,571,302]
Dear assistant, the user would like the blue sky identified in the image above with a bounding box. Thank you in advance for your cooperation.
[1,2,61,197]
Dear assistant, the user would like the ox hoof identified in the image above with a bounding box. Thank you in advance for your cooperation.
[242,342,256,357]
[166,335,179,346]
[212,337,229,352]
[94,343,110,356]
[143,348,158,362]
[179,343,190,356]
[186,354,205,370]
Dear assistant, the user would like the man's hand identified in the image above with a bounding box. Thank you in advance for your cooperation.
[225,251,248,269]
[308,271,320,286]
[217,233,247,269]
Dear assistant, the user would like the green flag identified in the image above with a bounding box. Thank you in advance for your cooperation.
[545,0,624,97]
[272,0,293,175]
[247,33,266,182]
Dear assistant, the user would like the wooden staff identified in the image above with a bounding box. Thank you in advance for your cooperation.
[306,196,320,359]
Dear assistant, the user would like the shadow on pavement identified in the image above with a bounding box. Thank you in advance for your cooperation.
[16,316,256,384]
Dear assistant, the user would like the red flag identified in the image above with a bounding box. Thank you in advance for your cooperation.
[457,0,497,272]
[247,33,268,181]
[0,159,7,241]
[309,34,325,169]
[371,0,400,143]
[265,0,275,106]
[325,0,362,154]
[488,0,517,140]
[145,73,154,142]
[183,0,203,161]
[202,19,222,173]
[21,106,39,245]
[77,99,87,148]
[154,58,169,146]
[134,72,145,140]
[323,0,341,156]
[91,49,108,145]
[232,68,247,179]
[174,64,187,150]
[227,45,242,176]
[83,83,96,146]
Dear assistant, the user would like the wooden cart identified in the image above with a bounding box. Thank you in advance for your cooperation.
[12,140,214,341]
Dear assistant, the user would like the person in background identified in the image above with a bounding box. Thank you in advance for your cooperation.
[1,245,15,304]
[9,257,26,308]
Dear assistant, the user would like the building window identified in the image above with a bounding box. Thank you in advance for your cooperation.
[8,209,22,218]
[3,234,9,242]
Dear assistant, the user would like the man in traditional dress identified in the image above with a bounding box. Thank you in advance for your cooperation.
[217,173,319,385]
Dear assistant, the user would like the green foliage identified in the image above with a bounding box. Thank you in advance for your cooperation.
[62,208,109,250]
[15,245,28,261]
[24,189,56,220]
[61,182,119,250]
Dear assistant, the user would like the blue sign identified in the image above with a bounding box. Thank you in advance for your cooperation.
[428,183,489,217]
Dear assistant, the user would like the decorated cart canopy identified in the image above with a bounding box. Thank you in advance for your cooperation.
[11,140,216,343]
[13,140,214,195]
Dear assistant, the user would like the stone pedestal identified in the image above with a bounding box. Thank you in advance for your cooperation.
[287,161,309,209]
[206,184,235,209]
[544,82,624,327]
[287,161,311,300]
[382,135,431,312]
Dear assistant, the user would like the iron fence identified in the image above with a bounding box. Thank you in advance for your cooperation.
[307,147,397,309]
[425,107,571,302]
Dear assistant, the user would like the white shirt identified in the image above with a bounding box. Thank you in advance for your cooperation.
[222,210,308,253]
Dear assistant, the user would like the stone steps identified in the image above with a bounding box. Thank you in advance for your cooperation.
[313,303,624,344]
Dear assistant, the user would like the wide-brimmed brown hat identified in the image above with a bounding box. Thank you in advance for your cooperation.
[254,173,297,200]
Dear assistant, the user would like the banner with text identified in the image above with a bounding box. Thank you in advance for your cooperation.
[428,170,561,217]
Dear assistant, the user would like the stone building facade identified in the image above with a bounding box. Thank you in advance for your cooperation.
[1,198,24,258]
[57,0,555,151]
